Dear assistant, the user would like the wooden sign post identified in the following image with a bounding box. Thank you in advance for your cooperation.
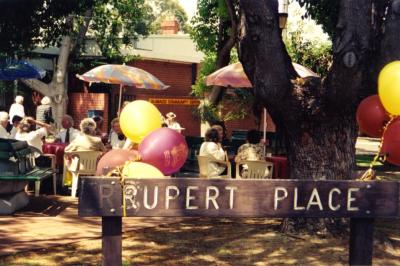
[78,177,400,266]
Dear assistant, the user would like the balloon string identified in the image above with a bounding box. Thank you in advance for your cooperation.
[359,116,395,181]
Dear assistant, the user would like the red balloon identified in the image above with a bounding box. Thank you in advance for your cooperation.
[356,95,390,137]
[96,149,139,175]
[139,128,188,175]
[381,118,400,166]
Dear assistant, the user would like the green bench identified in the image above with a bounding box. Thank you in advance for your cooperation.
[0,138,57,197]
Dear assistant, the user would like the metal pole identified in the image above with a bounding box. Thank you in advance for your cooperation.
[118,84,123,117]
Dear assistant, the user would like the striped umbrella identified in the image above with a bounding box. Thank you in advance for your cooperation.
[205,62,318,156]
[205,62,318,88]
[76,64,169,113]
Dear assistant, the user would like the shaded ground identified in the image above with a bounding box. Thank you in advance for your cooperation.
[0,218,399,265]
[0,137,399,265]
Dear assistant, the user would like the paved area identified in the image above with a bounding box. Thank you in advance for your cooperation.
[0,195,187,256]
[355,137,380,155]
[0,137,393,258]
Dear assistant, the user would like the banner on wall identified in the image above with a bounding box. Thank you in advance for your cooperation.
[149,98,200,106]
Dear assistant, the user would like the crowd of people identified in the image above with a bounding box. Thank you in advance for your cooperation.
[0,95,266,178]
[0,96,186,155]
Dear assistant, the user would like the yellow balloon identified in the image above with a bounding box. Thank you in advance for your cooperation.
[120,100,162,143]
[378,61,400,115]
[122,161,165,178]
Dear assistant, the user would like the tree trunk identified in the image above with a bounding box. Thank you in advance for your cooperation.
[21,36,71,128]
[285,115,357,180]
[238,0,375,182]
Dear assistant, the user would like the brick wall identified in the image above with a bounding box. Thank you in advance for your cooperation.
[69,58,276,137]
[68,93,109,133]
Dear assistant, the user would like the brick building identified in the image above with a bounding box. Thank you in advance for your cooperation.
[22,18,276,137]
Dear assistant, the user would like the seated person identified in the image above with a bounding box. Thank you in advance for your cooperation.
[65,118,106,152]
[235,129,265,177]
[56,115,80,143]
[15,117,53,158]
[211,124,226,143]
[108,118,126,149]
[10,115,23,139]
[0,111,11,139]
[199,128,227,177]
[92,116,108,144]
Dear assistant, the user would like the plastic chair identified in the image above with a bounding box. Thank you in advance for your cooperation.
[64,151,102,197]
[235,160,273,179]
[196,155,231,179]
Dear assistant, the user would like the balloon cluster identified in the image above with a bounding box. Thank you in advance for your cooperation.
[357,61,400,166]
[96,100,189,177]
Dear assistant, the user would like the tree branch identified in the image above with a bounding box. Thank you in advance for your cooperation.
[207,0,238,105]
[70,8,93,62]
[325,0,373,113]
[238,0,292,109]
[21,79,50,95]
[377,0,400,70]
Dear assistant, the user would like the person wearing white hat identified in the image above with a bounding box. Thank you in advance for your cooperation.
[165,112,184,133]
[0,111,11,139]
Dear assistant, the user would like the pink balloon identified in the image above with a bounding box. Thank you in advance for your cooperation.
[96,149,139,175]
[139,128,188,175]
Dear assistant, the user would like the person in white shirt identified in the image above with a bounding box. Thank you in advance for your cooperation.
[15,117,52,156]
[199,128,227,177]
[108,118,126,149]
[165,112,184,133]
[0,111,11,139]
[9,95,25,123]
[10,115,23,139]
[56,115,80,143]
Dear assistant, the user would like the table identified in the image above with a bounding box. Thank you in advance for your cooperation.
[42,142,68,169]
[265,156,289,179]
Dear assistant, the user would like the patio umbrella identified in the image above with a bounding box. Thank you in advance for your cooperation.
[205,62,319,155]
[0,60,46,80]
[205,62,318,88]
[76,64,169,113]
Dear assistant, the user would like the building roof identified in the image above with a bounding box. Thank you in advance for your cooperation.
[33,34,205,64]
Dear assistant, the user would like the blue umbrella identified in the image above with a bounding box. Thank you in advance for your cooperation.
[0,60,46,80]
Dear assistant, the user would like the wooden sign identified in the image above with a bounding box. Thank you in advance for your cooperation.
[78,177,400,218]
[149,98,200,106]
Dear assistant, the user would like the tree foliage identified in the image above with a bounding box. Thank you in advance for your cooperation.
[285,26,332,77]
[0,0,91,56]
[0,0,155,59]
[297,0,340,38]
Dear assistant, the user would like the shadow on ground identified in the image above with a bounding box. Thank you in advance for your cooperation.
[1,217,399,266]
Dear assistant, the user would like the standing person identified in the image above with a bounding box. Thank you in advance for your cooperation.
[36,96,54,126]
[199,128,227,177]
[165,112,184,133]
[56,115,80,143]
[10,115,23,139]
[108,118,126,149]
[65,118,105,152]
[9,95,25,122]
[0,111,11,139]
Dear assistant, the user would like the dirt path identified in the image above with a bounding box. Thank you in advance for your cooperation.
[1,218,399,265]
